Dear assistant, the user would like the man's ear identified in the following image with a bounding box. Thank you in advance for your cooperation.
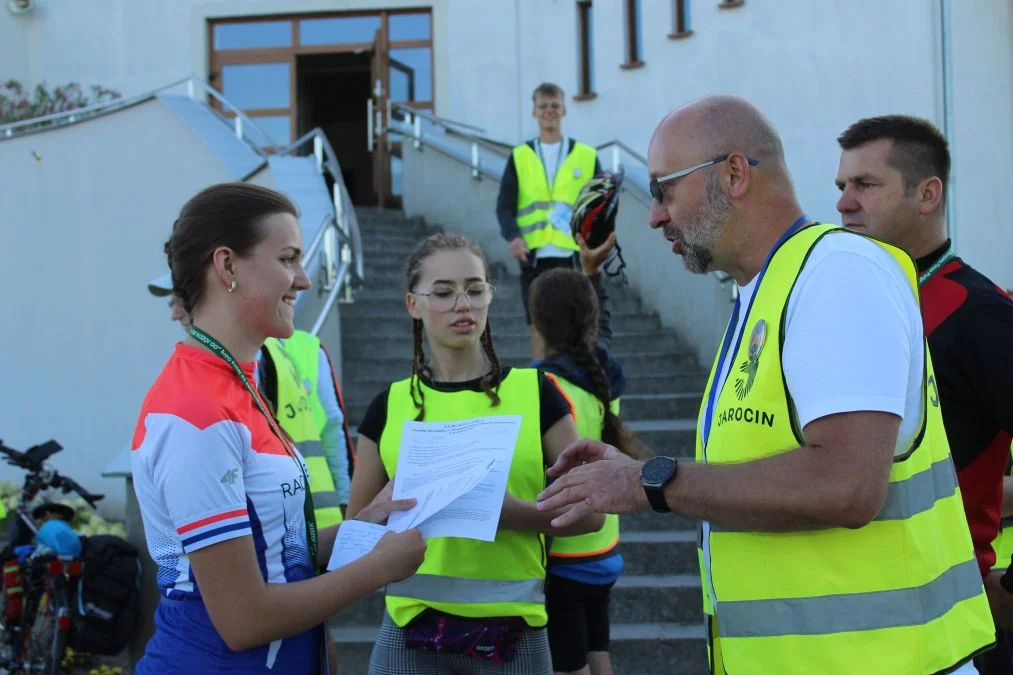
[917,176,945,216]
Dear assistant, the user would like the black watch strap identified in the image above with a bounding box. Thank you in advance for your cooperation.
[644,485,671,513]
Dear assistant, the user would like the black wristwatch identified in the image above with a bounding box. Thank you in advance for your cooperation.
[641,456,678,513]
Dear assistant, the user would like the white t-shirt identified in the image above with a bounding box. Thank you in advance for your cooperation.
[534,139,574,260]
[703,231,926,616]
[711,232,924,451]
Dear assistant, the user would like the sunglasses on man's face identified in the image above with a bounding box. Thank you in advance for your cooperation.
[649,154,759,203]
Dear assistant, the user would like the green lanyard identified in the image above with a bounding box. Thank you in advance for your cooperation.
[918,247,956,287]
[536,138,565,191]
[189,325,319,567]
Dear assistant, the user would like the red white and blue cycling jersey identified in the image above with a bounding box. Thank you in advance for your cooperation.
[131,343,321,673]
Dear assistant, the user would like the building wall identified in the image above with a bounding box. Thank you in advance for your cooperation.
[5,2,1007,289]
[947,0,1013,286]
[0,99,235,513]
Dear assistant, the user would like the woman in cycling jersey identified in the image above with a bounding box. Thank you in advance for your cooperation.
[347,232,604,675]
[131,183,425,674]
[529,232,644,675]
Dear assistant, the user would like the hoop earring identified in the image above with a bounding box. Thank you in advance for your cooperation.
[228,280,237,293]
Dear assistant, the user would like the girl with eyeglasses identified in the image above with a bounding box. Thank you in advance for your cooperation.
[347,232,605,675]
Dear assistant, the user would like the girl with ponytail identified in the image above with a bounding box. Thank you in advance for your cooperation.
[528,231,645,675]
[347,232,604,675]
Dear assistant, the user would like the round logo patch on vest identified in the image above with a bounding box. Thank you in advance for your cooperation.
[303,379,312,394]
[748,319,767,361]
[735,320,767,401]
[573,167,582,179]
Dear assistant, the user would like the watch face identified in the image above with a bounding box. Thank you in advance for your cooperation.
[642,456,675,485]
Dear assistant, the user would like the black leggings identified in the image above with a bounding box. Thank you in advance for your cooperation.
[545,574,615,672]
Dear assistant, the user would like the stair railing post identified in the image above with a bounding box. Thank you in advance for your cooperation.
[413,114,422,150]
[187,79,195,101]
[234,115,243,141]
[612,145,621,173]
[471,142,480,180]
[313,135,324,173]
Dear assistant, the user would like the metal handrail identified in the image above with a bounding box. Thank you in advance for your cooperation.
[391,103,486,134]
[1,76,277,155]
[280,128,364,286]
[0,77,192,136]
[311,261,351,337]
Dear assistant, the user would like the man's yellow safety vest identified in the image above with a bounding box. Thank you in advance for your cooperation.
[263,336,343,529]
[544,373,620,561]
[379,369,548,628]
[695,224,994,673]
[513,141,596,253]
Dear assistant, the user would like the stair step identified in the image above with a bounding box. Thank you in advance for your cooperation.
[329,574,702,629]
[330,621,709,675]
[610,529,698,575]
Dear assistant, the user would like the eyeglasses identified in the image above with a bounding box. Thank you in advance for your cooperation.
[649,154,759,203]
[413,282,496,312]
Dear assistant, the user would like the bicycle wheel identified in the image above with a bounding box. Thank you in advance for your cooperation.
[25,577,69,675]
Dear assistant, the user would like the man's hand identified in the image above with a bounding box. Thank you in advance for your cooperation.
[537,439,649,528]
[354,481,416,525]
[578,232,617,275]
[509,236,529,263]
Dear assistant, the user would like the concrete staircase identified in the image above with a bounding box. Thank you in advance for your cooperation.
[331,207,710,675]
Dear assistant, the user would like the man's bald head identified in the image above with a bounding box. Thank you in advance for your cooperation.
[652,95,786,169]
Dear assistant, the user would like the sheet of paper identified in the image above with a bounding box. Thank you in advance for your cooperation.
[388,456,495,534]
[388,415,521,542]
[326,520,387,571]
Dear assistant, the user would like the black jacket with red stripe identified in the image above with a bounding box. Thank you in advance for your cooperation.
[918,241,1013,578]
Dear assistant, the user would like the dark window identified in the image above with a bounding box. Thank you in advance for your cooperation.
[577,1,595,97]
[623,0,643,66]
[672,0,692,36]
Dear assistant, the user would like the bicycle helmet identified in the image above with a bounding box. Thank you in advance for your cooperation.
[570,168,627,280]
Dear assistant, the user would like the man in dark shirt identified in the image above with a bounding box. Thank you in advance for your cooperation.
[836,114,1013,674]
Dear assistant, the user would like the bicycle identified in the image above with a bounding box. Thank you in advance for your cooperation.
[0,439,103,675]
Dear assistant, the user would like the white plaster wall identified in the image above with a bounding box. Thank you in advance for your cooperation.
[0,99,235,514]
[948,0,1013,288]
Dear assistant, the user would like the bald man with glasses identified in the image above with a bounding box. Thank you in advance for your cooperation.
[537,95,993,674]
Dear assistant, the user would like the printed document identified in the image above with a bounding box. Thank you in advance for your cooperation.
[388,415,521,541]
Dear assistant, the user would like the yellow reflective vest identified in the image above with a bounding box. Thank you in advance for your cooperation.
[262,336,343,528]
[513,140,596,252]
[379,369,548,628]
[544,373,620,562]
[695,224,994,673]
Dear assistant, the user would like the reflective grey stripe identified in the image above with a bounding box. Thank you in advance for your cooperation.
[875,455,958,521]
[311,489,341,510]
[711,456,959,534]
[718,557,982,639]
[388,574,545,605]
[516,201,551,218]
[297,440,325,458]
[518,220,550,233]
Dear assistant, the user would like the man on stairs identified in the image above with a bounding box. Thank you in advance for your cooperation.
[147,272,354,529]
[535,95,994,674]
[496,82,601,358]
